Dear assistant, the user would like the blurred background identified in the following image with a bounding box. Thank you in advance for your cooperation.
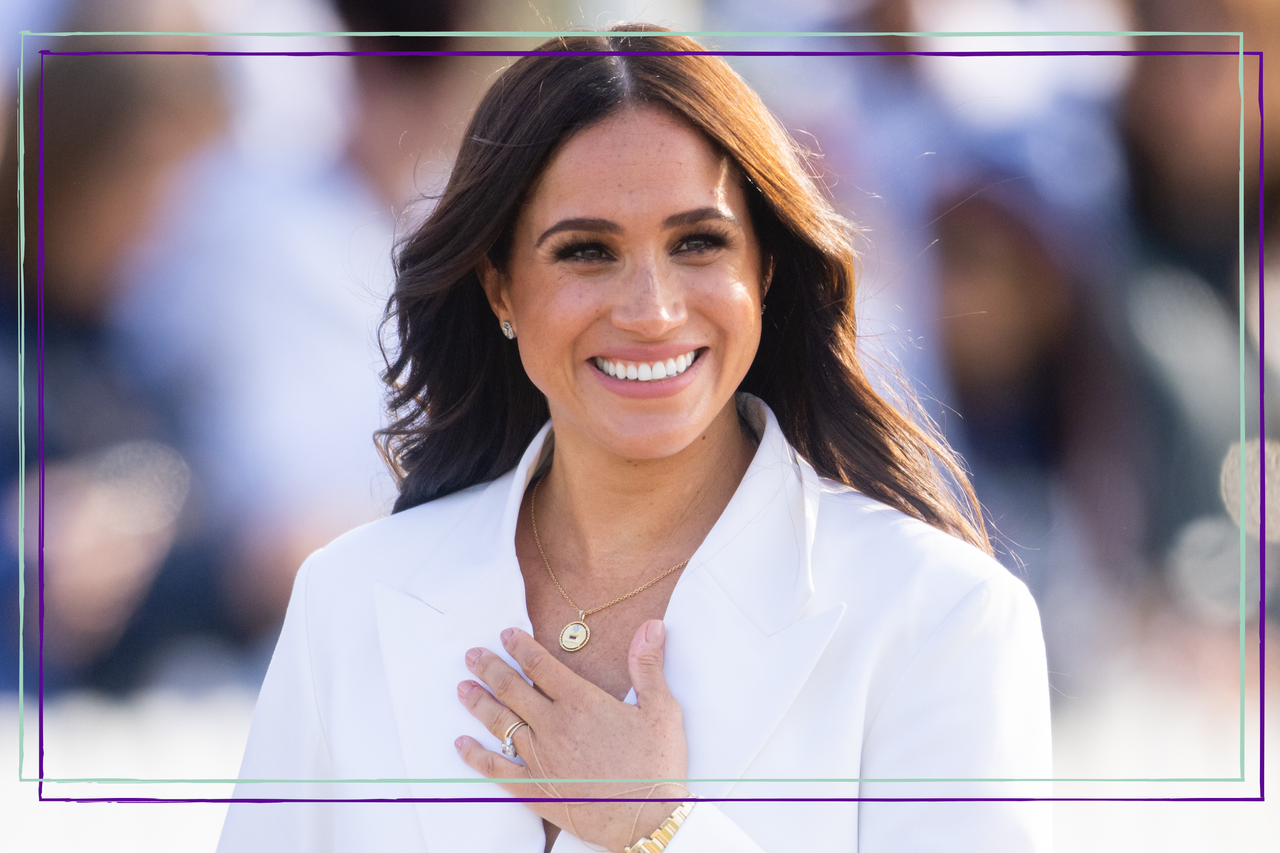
[2,0,1276,849]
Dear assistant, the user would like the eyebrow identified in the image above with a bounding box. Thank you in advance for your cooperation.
[535,218,620,248]
[534,207,741,248]
[663,207,740,230]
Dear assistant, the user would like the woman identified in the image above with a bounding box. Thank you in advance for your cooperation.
[220,27,1051,853]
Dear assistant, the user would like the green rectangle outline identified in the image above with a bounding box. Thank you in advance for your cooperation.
[15,28,1255,788]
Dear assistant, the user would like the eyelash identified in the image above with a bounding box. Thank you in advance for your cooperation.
[551,229,732,262]
[675,229,731,254]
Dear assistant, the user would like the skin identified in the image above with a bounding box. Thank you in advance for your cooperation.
[457,105,767,852]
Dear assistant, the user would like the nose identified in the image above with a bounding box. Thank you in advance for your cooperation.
[610,256,687,338]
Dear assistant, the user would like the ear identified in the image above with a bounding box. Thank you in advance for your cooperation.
[478,255,514,326]
[761,254,775,299]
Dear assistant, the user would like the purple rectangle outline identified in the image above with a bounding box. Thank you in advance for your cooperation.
[26,44,1266,805]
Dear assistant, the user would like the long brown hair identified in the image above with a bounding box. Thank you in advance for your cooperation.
[378,26,991,554]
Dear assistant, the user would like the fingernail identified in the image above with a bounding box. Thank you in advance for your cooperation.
[645,621,665,645]
[465,648,483,667]
[457,680,476,698]
[500,627,516,645]
[454,737,466,751]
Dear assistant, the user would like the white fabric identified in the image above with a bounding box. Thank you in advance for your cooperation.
[219,395,1052,852]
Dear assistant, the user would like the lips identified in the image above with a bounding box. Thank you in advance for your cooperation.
[593,349,699,382]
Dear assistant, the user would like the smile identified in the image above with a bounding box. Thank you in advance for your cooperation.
[593,350,699,382]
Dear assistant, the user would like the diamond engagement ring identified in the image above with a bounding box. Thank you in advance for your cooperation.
[501,720,529,759]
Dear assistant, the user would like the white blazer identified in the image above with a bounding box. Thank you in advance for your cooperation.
[219,395,1053,852]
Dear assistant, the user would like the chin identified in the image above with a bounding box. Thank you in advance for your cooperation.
[582,400,731,461]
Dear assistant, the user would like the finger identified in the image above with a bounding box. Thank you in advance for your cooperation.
[455,736,568,813]
[500,627,581,701]
[457,679,529,744]
[627,620,675,709]
[465,646,550,718]
[454,734,530,782]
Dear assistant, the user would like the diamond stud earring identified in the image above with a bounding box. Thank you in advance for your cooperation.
[501,320,515,340]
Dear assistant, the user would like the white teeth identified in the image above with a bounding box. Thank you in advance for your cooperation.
[597,349,700,382]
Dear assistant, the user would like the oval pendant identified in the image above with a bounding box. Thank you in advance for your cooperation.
[559,620,590,652]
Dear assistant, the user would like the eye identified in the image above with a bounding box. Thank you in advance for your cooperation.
[553,240,614,262]
[673,230,730,255]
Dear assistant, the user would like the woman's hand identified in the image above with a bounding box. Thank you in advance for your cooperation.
[455,620,690,853]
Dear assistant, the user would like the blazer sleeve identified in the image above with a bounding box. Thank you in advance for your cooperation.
[856,572,1054,852]
[218,551,336,853]
[659,803,769,853]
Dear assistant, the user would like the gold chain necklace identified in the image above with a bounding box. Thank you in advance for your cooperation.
[530,475,690,652]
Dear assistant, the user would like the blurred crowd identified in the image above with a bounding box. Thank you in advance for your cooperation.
[1,0,1275,740]
[1,0,487,694]
[708,0,1279,711]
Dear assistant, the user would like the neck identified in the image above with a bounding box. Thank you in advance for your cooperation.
[531,398,757,588]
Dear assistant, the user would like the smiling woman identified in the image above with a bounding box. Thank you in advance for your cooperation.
[219,26,1052,853]
[481,106,762,469]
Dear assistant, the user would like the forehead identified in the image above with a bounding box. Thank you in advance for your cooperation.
[520,106,741,222]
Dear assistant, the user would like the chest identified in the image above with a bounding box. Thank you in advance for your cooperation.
[520,557,683,702]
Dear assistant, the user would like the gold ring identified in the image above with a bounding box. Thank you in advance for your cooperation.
[501,719,529,759]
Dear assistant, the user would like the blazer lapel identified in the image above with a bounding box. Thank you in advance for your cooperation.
[661,396,846,799]
[375,577,545,852]
[374,422,555,853]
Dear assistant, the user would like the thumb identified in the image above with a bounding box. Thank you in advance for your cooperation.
[628,619,672,705]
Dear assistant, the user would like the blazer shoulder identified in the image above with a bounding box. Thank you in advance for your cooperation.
[811,479,1031,615]
[302,480,494,593]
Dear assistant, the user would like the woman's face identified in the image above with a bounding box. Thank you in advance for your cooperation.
[482,106,765,460]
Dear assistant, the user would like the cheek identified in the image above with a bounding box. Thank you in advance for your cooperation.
[511,277,605,377]
[728,276,766,352]
[697,277,762,339]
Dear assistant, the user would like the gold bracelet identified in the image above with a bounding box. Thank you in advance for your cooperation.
[623,801,695,853]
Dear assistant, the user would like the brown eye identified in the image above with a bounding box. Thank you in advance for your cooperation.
[555,241,613,262]
[674,231,729,254]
